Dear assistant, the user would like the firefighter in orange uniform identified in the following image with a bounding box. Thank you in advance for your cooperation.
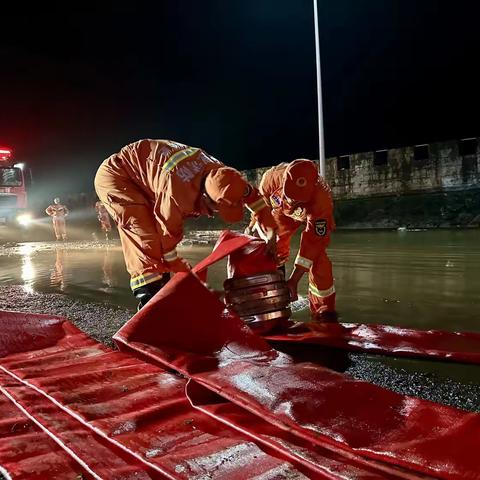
[45,198,69,241]
[255,159,336,320]
[95,200,112,239]
[94,139,276,308]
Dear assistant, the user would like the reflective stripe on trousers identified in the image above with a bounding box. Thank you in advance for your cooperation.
[130,272,168,291]
[309,283,335,298]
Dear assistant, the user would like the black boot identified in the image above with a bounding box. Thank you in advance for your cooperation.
[133,273,171,310]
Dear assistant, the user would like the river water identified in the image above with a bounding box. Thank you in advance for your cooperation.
[1,230,478,331]
[1,229,479,406]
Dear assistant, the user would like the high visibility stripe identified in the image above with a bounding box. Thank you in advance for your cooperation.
[295,254,313,270]
[246,198,267,214]
[309,283,335,298]
[162,147,200,173]
[163,249,178,262]
[130,273,166,290]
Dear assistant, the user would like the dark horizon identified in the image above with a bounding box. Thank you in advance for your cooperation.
[1,0,479,197]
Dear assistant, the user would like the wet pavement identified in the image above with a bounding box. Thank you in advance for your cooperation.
[0,229,479,411]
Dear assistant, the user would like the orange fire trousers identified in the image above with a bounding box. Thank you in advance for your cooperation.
[52,217,67,240]
[94,163,170,291]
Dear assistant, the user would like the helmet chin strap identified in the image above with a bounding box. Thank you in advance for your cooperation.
[283,195,299,207]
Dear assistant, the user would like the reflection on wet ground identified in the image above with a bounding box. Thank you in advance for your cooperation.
[0,241,230,310]
[1,242,134,308]
[1,229,479,400]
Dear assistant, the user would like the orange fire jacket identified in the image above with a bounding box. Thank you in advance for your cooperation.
[46,204,69,217]
[106,139,275,257]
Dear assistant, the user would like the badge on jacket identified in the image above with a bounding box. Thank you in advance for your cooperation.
[270,194,281,208]
[314,219,327,236]
[291,206,306,221]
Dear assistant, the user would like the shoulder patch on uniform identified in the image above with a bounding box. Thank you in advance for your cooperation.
[314,219,327,236]
[270,194,281,208]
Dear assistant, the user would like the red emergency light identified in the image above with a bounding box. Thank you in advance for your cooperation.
[0,147,12,161]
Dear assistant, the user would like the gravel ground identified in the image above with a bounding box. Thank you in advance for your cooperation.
[347,353,480,412]
[0,285,133,348]
[1,284,479,413]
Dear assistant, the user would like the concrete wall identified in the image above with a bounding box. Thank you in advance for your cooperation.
[244,138,480,200]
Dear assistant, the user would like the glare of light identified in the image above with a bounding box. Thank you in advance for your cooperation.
[17,213,33,227]
[0,148,12,161]
[21,249,36,294]
[14,162,25,170]
[18,243,35,255]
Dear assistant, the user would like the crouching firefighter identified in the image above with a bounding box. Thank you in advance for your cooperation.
[253,159,337,321]
[94,139,276,308]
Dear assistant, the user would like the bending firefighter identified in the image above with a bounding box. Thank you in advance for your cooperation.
[45,198,69,241]
[95,139,276,308]
[250,159,336,320]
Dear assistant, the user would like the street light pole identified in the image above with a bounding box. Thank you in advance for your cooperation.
[313,0,326,176]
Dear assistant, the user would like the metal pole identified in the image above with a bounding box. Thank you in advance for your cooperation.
[313,0,326,176]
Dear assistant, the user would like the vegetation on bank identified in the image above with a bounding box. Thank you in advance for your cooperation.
[335,188,480,229]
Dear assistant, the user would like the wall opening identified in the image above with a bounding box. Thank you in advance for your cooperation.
[414,144,429,161]
[458,138,478,156]
[373,150,388,166]
[337,155,350,170]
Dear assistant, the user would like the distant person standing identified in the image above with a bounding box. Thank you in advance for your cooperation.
[95,200,112,240]
[46,197,69,241]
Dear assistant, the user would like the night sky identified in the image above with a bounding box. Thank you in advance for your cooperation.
[1,0,479,198]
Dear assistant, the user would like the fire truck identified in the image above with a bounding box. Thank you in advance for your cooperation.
[0,146,32,226]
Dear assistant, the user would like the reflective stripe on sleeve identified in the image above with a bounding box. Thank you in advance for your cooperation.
[162,147,200,173]
[309,283,336,298]
[246,197,267,214]
[163,249,178,262]
[130,273,166,291]
[294,254,313,270]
